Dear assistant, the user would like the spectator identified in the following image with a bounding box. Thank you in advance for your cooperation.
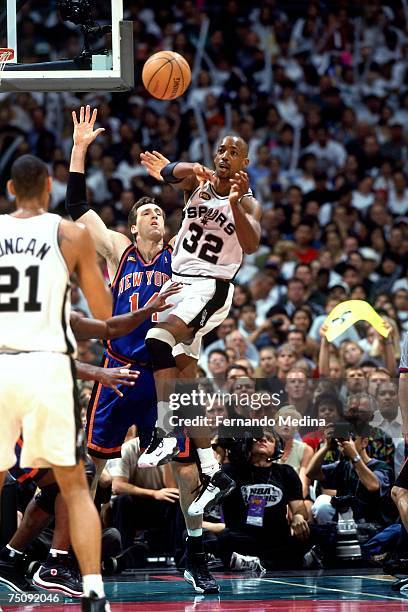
[276,344,298,382]
[307,427,395,528]
[108,437,179,550]
[206,349,229,392]
[275,406,314,499]
[284,366,312,418]
[272,278,309,318]
[371,380,402,439]
[305,125,347,177]
[303,393,344,452]
[201,317,237,363]
[217,430,310,570]
[225,330,259,368]
[292,218,319,264]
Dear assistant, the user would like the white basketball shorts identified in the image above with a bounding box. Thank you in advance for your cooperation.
[0,352,85,471]
[157,276,234,361]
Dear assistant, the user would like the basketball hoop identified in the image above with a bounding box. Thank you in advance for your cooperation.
[0,48,14,84]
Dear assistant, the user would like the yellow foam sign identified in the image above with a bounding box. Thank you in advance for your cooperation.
[323,300,390,342]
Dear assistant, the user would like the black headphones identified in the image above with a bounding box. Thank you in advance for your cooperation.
[253,429,285,461]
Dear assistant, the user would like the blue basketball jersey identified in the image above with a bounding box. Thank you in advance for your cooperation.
[107,244,172,363]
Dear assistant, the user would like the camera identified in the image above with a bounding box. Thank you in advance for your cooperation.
[330,496,361,561]
[333,422,351,441]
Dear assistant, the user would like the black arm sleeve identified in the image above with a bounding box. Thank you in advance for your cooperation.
[65,172,90,221]
[160,162,183,184]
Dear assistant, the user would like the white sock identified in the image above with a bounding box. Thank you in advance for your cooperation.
[82,574,105,598]
[187,528,203,537]
[156,401,173,434]
[197,447,219,477]
[6,544,23,556]
[49,549,68,557]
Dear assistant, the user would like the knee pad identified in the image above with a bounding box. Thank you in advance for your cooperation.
[145,328,177,371]
[34,483,60,515]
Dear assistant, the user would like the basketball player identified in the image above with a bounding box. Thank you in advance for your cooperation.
[66,107,232,594]
[139,137,261,590]
[389,333,408,590]
[0,154,111,611]
[0,299,176,596]
[65,107,177,490]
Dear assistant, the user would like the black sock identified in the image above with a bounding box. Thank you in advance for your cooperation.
[186,535,204,557]
[396,523,408,556]
[0,546,23,560]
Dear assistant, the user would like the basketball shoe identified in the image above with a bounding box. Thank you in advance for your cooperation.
[230,552,266,574]
[138,428,179,467]
[33,551,82,597]
[0,547,35,592]
[188,470,236,516]
[184,552,220,594]
[81,591,111,611]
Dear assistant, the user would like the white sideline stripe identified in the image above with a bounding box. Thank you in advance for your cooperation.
[354,575,396,582]
[261,577,406,601]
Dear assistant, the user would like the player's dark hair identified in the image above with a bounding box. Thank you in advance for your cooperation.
[11,155,49,199]
[127,196,165,232]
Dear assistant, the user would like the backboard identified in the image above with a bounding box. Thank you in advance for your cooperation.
[0,0,134,91]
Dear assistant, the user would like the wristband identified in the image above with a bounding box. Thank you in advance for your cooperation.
[66,172,90,221]
[160,162,182,184]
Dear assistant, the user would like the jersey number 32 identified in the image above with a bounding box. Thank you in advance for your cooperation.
[182,223,223,264]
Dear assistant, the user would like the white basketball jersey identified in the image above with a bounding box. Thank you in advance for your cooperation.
[172,182,250,280]
[0,213,76,355]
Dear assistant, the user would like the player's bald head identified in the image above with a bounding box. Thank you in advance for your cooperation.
[221,135,248,157]
[214,135,249,178]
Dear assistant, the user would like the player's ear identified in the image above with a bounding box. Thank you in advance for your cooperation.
[243,157,249,169]
[7,179,16,197]
[130,223,137,237]
[46,176,53,193]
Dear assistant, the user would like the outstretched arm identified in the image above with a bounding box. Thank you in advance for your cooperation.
[140,150,214,193]
[229,171,261,255]
[66,106,130,277]
[75,361,139,398]
[378,320,397,376]
[318,323,330,378]
[70,284,181,340]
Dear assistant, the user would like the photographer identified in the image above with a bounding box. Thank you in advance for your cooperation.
[216,429,311,570]
[307,425,395,528]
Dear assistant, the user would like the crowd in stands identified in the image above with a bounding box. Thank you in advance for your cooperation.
[1,0,408,573]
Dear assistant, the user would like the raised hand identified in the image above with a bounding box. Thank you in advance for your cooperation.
[319,322,330,343]
[379,319,394,341]
[192,162,215,188]
[72,105,105,148]
[97,364,139,398]
[140,150,171,181]
[229,171,250,206]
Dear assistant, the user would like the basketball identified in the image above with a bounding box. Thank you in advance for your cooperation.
[142,51,191,100]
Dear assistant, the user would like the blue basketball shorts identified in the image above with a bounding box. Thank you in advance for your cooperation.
[86,355,157,459]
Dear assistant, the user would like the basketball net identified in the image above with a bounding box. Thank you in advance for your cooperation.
[0,48,14,85]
